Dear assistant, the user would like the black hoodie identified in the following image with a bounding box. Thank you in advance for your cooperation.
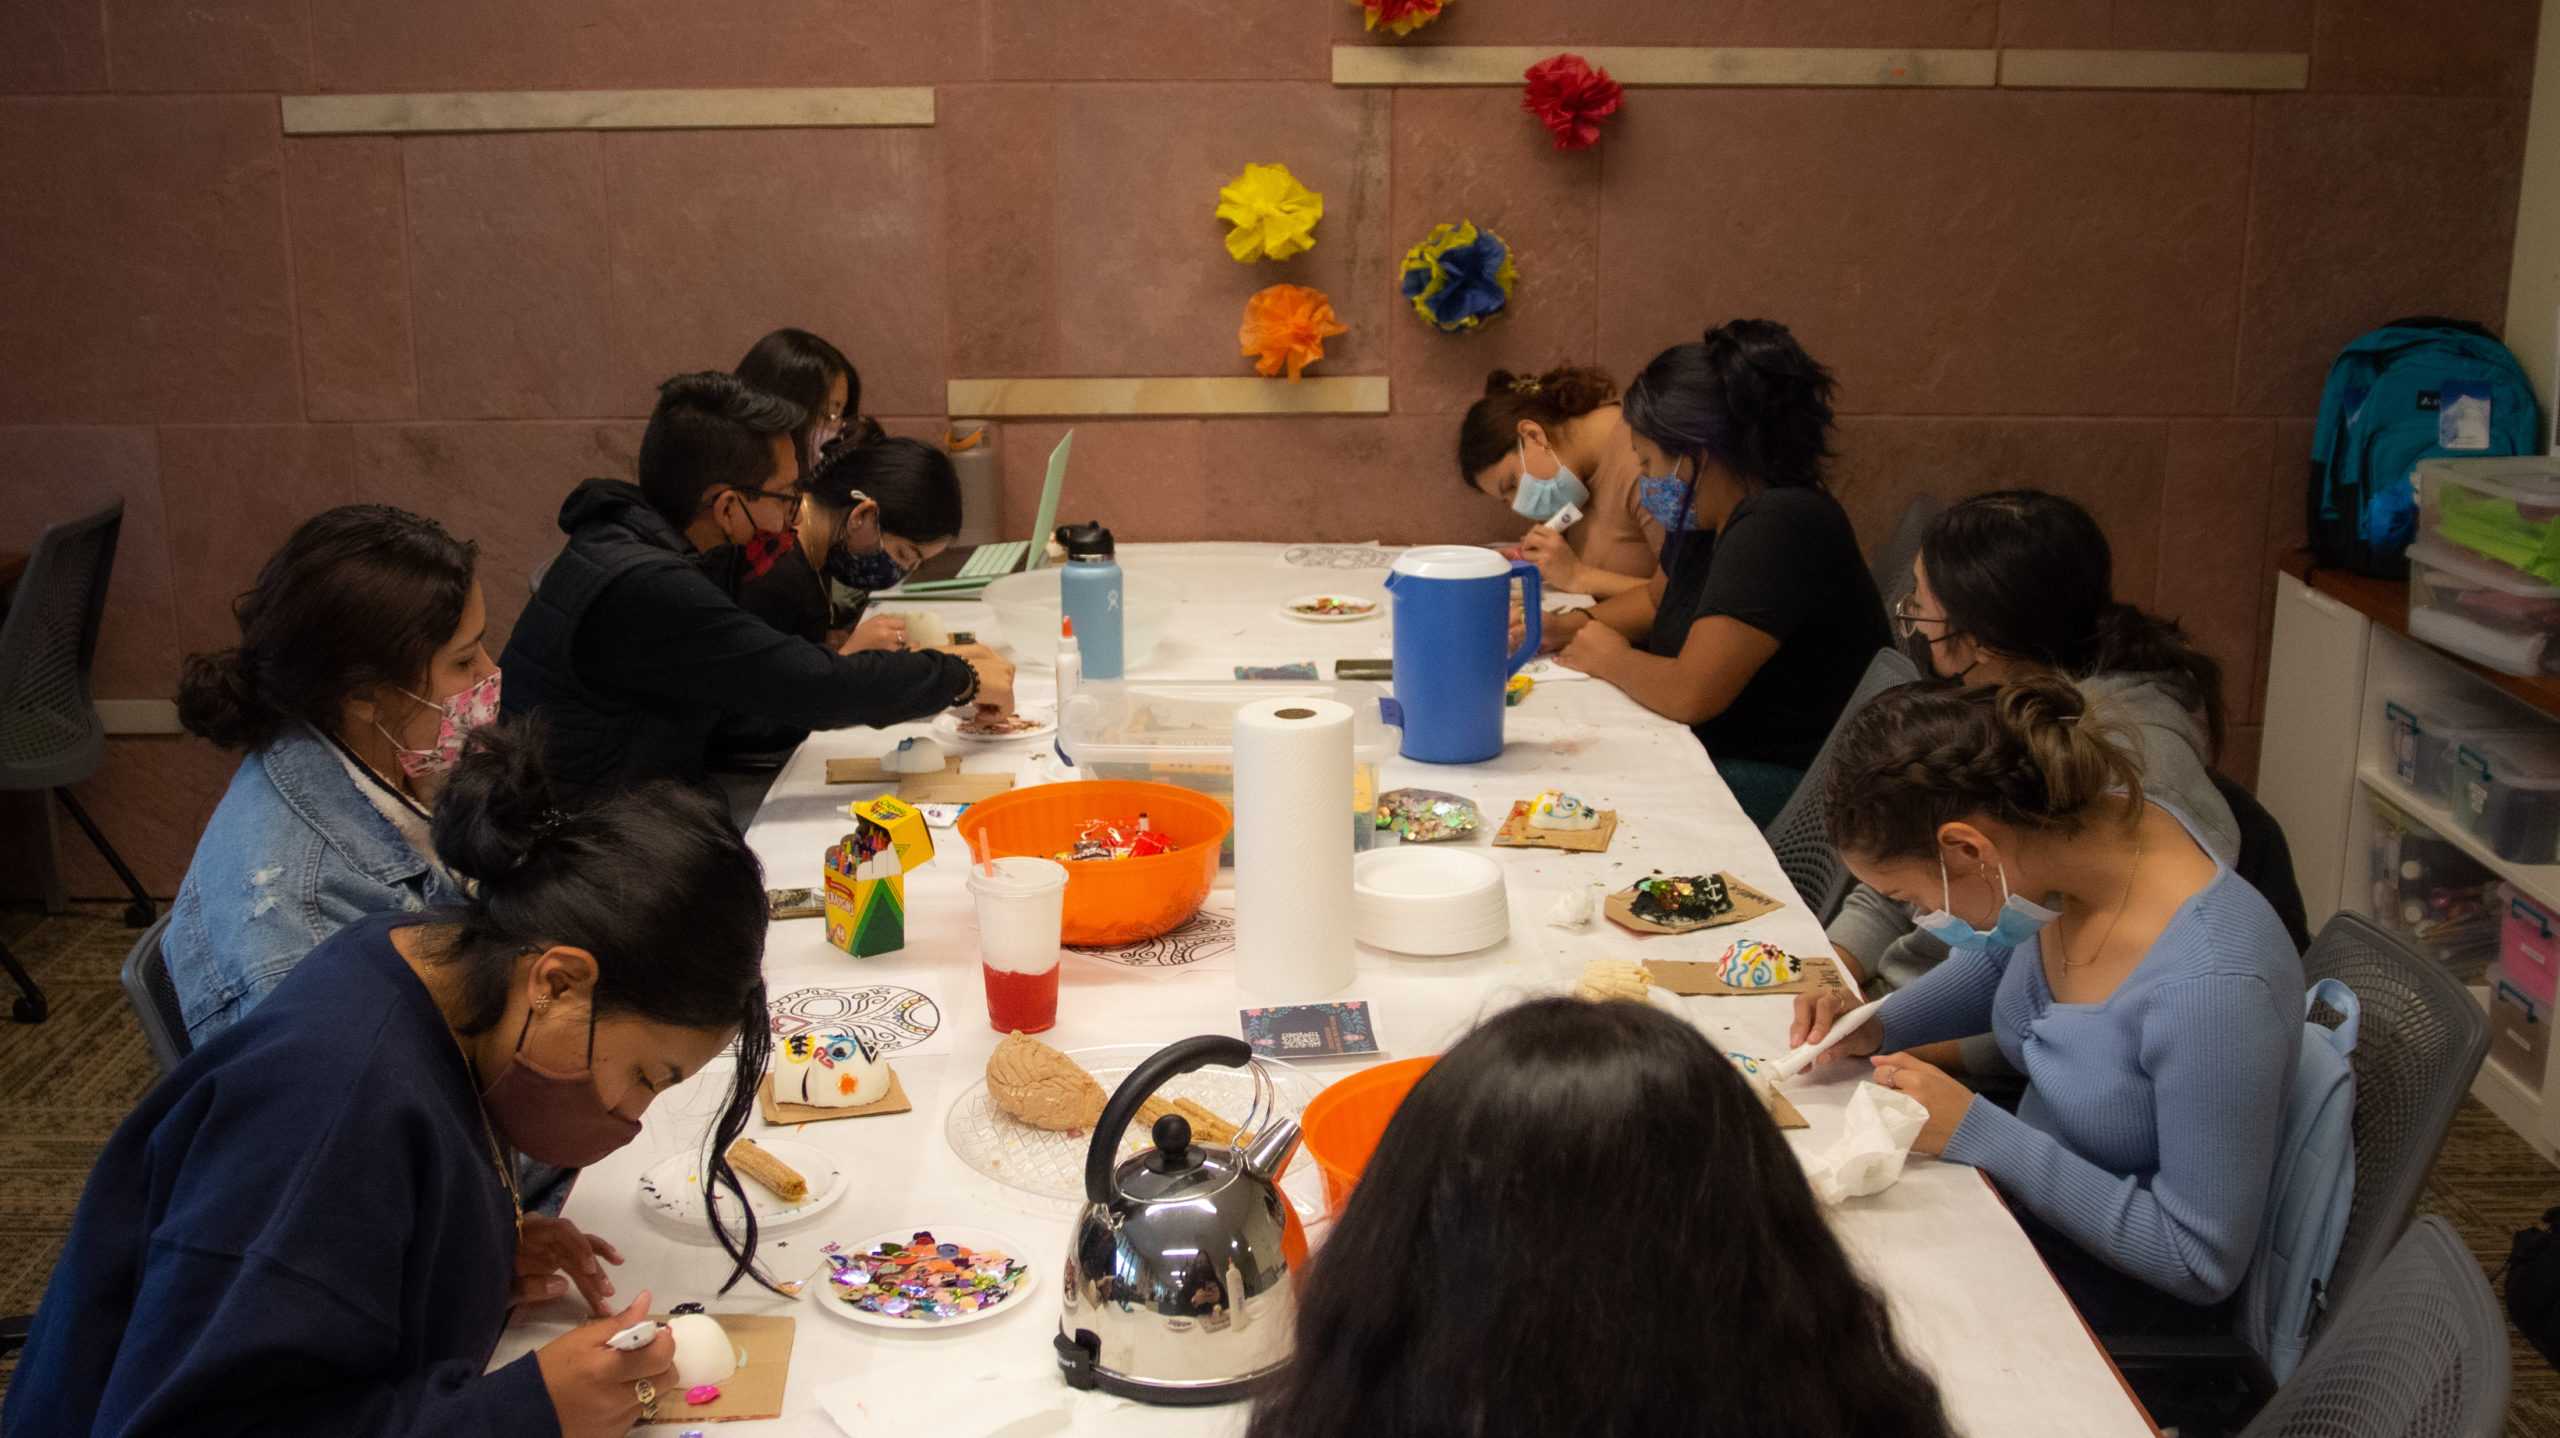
[499,479,971,795]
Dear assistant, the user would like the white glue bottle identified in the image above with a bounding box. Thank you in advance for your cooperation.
[1054,616,1080,767]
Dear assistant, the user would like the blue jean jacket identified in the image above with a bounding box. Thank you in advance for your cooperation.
[167,727,459,1044]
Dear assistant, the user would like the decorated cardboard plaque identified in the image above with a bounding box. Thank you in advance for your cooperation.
[1492,799,1619,853]
[1725,1055,1808,1129]
[1602,872,1783,936]
[1647,942,1851,999]
[757,1069,913,1126]
[646,1313,794,1424]
[823,755,1015,804]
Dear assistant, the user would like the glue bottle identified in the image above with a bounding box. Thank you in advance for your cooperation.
[1054,616,1081,767]
[1056,522,1123,679]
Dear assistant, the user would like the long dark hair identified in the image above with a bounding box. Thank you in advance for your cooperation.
[1623,318,1837,492]
[1454,363,1618,489]
[428,720,774,1293]
[177,505,477,753]
[735,327,858,466]
[1825,676,2147,864]
[1920,488,2226,754]
[807,435,963,544]
[1248,999,1955,1438]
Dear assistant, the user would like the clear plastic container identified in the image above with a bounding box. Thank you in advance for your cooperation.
[2498,884,2560,1008]
[2417,456,2560,578]
[2452,731,2560,862]
[2381,689,2543,804]
[2406,537,2560,676]
[2367,794,2502,971]
[1057,679,1400,863]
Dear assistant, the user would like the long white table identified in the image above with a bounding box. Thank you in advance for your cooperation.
[495,543,2153,1437]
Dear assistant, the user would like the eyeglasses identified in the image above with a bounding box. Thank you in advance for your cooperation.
[1889,591,1950,642]
[734,483,805,526]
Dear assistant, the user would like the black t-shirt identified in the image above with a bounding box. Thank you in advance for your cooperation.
[1645,485,1888,771]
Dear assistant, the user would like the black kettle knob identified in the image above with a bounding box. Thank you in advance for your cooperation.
[1147,1114,1193,1172]
[1085,1036,1251,1204]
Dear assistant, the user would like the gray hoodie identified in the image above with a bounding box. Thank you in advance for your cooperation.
[1823,671,2240,1069]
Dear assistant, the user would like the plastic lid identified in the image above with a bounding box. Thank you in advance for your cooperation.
[2408,537,2560,598]
[1390,544,1510,580]
[2384,688,2539,734]
[965,855,1069,896]
[2420,456,2560,504]
[1059,679,1400,763]
[1061,615,1076,639]
[2460,732,2560,787]
[1056,522,1115,559]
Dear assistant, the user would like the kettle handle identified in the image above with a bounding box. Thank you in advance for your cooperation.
[1085,1035,1253,1205]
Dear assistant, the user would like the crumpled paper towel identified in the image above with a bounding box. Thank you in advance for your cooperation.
[1545,883,1602,929]
[1805,1082,1929,1204]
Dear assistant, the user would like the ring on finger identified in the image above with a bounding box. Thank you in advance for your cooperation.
[635,1377,658,1418]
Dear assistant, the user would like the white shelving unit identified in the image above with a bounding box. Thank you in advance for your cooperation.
[2261,572,2560,1159]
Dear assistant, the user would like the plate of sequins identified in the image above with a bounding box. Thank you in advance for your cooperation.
[808,1226,1037,1331]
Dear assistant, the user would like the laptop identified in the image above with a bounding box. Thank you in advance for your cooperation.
[891,431,1073,596]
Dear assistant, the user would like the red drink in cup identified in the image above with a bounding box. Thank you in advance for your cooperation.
[969,857,1070,1034]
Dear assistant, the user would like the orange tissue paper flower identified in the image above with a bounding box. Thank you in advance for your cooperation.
[1523,53,1622,151]
[1354,0,1447,38]
[1239,284,1348,380]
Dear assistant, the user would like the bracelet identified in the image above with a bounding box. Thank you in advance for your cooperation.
[949,657,981,710]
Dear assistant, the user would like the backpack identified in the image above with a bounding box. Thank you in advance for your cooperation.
[2237,978,2360,1382]
[2308,317,2542,579]
[2504,1206,2560,1366]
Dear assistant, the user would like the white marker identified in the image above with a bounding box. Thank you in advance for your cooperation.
[1542,501,1585,533]
[1768,998,1889,1083]
[604,1320,661,1352]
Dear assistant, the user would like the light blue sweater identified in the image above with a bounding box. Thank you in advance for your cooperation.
[1875,812,2304,1306]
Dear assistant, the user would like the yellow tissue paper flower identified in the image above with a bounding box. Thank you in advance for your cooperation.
[1215,162,1324,263]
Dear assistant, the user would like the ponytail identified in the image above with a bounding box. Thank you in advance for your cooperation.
[1823,676,2147,862]
[1455,363,1620,488]
[2087,603,2227,756]
[429,719,776,1294]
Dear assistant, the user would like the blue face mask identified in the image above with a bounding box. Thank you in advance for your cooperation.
[1511,440,1591,522]
[1912,856,2061,951]
[1636,471,1692,534]
[832,545,908,593]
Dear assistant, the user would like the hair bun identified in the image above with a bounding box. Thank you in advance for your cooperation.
[430,718,567,886]
[175,647,280,751]
[1484,368,1526,399]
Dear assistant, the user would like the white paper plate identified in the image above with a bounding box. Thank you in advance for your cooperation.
[806,1225,1040,1332]
[638,1138,848,1246]
[1352,847,1509,955]
[932,707,1057,745]
[1280,594,1381,624]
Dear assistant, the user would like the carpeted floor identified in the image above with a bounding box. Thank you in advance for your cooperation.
[1,903,2557,1429]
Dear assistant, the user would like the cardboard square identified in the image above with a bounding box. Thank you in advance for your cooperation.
[757,1068,913,1126]
[1647,948,1850,999]
[1602,873,1783,936]
[823,756,1016,804]
[642,1312,794,1425]
[1764,1087,1808,1130]
[1492,801,1619,853]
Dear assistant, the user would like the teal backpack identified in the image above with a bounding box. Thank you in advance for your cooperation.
[2237,978,2360,1382]
[2308,317,2541,579]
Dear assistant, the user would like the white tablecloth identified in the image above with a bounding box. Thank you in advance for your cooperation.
[493,543,2152,1438]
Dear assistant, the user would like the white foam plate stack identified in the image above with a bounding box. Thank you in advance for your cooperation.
[1351,847,1509,956]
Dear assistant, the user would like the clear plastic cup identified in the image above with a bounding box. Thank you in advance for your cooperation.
[968,857,1070,1034]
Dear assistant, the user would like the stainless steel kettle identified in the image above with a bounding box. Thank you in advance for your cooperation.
[1055,1035,1306,1405]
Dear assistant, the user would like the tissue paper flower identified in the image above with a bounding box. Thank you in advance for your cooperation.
[1523,53,1622,150]
[1399,220,1517,333]
[1353,0,1447,37]
[1216,162,1324,263]
[1239,284,1348,380]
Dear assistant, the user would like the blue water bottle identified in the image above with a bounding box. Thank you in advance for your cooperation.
[1056,522,1124,679]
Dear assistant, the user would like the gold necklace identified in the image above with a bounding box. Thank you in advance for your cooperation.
[452,1032,525,1238]
[2063,826,2145,971]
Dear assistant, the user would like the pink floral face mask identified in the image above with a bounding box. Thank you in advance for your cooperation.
[379,668,501,780]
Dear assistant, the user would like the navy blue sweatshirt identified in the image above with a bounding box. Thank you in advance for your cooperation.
[2,915,560,1438]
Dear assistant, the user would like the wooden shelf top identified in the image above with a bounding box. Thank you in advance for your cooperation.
[2289,557,2560,721]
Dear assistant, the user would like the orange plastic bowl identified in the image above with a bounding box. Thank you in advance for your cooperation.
[1300,1056,1438,1216]
[954,780,1231,946]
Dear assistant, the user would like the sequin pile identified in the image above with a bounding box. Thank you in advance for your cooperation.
[1628,873,1733,927]
[825,1232,1029,1321]
[1376,789,1479,842]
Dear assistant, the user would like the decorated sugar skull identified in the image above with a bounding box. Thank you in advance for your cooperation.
[1528,790,1600,831]
[1714,940,1802,990]
[777,1029,892,1108]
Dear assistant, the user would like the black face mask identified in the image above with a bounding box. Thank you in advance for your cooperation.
[1902,627,1944,678]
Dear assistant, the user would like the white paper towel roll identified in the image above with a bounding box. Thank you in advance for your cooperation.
[1233,696,1356,999]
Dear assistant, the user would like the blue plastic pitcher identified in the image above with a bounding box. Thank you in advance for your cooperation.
[1383,546,1541,764]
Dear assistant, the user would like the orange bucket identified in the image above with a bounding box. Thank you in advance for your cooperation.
[954,780,1230,946]
[1299,1056,1438,1216]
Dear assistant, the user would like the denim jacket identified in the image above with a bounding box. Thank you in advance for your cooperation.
[167,727,459,1043]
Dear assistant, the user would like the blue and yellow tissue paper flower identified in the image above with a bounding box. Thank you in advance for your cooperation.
[1216,162,1324,263]
[1399,221,1516,333]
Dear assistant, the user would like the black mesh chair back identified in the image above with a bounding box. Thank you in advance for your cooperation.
[1867,493,1943,619]
[0,501,120,790]
[2302,914,2489,1322]
[1763,647,1922,922]
[2236,1218,2507,1438]
[117,912,188,1074]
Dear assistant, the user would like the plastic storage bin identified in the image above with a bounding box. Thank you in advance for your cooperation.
[1057,679,1399,862]
[2418,456,2560,579]
[2382,691,2541,803]
[2406,537,2560,676]
[2500,884,2560,1008]
[2368,794,2502,970]
[2490,977,2551,1090]
[2453,731,2560,862]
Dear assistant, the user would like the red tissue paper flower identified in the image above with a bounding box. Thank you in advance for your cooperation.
[1522,53,1622,151]
[1356,0,1446,39]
